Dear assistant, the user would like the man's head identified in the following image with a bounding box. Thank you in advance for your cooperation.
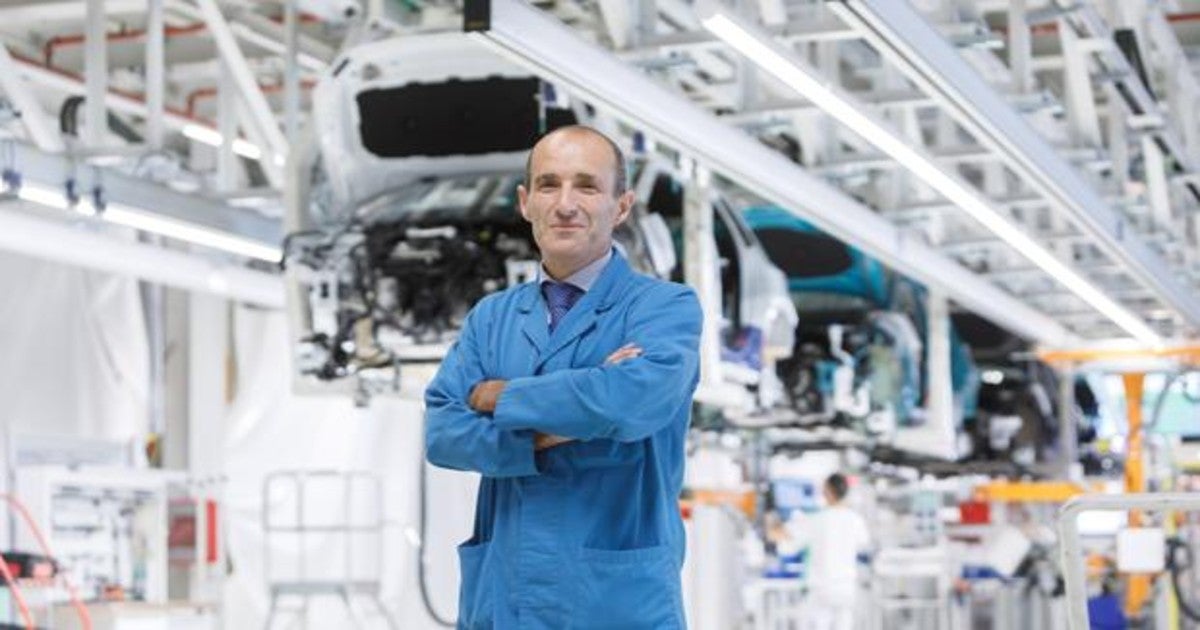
[824,473,849,505]
[518,125,634,279]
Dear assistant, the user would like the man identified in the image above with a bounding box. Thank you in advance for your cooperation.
[425,125,702,629]
[780,473,871,630]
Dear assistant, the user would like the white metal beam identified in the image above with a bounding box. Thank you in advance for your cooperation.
[0,0,143,22]
[830,0,1200,329]
[1142,135,1174,231]
[8,141,279,246]
[0,207,283,308]
[12,50,275,172]
[700,7,1157,343]
[1057,16,1103,147]
[892,288,956,459]
[595,0,636,49]
[217,59,239,191]
[0,47,64,152]
[283,0,301,144]
[195,0,289,163]
[468,0,1077,345]
[85,0,108,148]
[235,99,285,187]
[145,0,165,150]
[1007,0,1034,94]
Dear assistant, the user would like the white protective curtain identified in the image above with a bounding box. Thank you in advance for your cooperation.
[221,304,477,629]
[0,249,150,448]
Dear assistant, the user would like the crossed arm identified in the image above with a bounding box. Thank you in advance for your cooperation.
[424,287,700,477]
[467,343,643,450]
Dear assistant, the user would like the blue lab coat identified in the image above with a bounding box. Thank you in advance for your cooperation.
[425,251,702,629]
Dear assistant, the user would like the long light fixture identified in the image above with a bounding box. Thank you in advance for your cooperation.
[0,206,283,308]
[13,181,282,262]
[823,0,1200,332]
[699,7,1161,346]
[182,123,272,163]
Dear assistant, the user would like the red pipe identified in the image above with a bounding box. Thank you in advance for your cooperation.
[184,79,317,117]
[993,10,1200,37]
[9,48,208,125]
[42,9,328,66]
[44,22,208,66]
[1,494,92,630]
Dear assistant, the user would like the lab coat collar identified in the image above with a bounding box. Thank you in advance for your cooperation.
[519,249,629,362]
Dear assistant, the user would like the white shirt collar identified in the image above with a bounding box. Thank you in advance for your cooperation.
[537,248,613,293]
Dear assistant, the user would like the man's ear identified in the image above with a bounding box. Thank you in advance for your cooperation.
[517,184,531,222]
[614,189,635,226]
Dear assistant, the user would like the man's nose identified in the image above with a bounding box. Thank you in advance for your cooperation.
[553,187,581,214]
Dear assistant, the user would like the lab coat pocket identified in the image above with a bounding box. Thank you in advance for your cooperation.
[456,540,493,628]
[575,544,681,629]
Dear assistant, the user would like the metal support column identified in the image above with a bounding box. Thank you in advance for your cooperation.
[283,0,300,146]
[683,163,725,399]
[1057,364,1078,479]
[926,288,956,457]
[1059,493,1200,630]
[85,0,108,148]
[1142,135,1174,232]
[145,0,165,151]
[196,0,289,162]
[217,59,239,192]
[1058,16,1102,148]
[0,47,63,152]
[1008,0,1033,94]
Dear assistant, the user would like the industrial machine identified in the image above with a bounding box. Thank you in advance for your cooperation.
[283,33,796,408]
[743,207,978,446]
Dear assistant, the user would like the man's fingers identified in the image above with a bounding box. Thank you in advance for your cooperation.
[534,433,574,451]
[604,344,642,365]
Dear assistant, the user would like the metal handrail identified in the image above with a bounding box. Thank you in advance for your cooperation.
[1057,492,1200,630]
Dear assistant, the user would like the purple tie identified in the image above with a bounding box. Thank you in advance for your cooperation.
[542,281,584,333]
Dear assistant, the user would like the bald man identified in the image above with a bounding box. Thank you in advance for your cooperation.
[426,126,702,629]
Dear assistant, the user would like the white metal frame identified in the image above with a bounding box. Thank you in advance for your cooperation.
[1057,493,1200,630]
[466,0,1077,346]
[827,0,1200,331]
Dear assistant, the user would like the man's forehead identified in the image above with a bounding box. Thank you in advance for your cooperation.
[531,130,616,166]
[532,170,603,181]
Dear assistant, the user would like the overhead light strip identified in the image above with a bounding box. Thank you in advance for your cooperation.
[824,0,1200,330]
[182,123,278,163]
[468,0,1077,345]
[699,9,1161,346]
[13,181,282,263]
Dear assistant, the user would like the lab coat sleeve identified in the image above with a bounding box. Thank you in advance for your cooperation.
[491,284,701,442]
[424,304,539,477]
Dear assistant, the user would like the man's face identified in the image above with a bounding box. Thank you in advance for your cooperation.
[517,130,633,276]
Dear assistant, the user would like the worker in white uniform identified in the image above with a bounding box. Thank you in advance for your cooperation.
[783,473,871,630]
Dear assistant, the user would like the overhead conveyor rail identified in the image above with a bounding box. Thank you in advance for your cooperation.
[463,0,1078,347]
[826,0,1200,331]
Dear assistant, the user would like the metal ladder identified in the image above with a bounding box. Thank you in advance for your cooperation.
[261,470,398,630]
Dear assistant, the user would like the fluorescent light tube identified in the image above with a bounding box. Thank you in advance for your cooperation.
[10,180,281,263]
[182,123,265,161]
[16,182,70,211]
[700,9,1161,346]
[103,203,282,262]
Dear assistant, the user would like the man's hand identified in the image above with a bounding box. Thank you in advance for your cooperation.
[468,379,506,413]
[605,343,642,365]
[534,433,574,451]
[532,343,643,452]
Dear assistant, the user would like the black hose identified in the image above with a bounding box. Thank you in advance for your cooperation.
[1167,537,1200,622]
[418,455,455,627]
